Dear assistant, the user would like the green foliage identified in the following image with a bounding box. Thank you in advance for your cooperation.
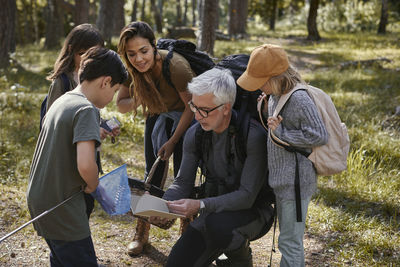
[1,27,400,266]
[318,0,380,32]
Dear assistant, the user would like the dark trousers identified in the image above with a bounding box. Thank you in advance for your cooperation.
[45,236,97,267]
[144,114,183,188]
[166,209,259,267]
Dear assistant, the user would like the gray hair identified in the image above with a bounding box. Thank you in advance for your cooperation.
[188,68,236,105]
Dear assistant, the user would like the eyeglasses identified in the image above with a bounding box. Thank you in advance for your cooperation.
[188,100,224,118]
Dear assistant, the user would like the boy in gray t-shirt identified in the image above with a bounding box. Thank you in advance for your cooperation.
[27,47,127,266]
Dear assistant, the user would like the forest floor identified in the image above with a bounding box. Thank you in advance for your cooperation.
[0,125,335,267]
[1,186,334,267]
[1,31,400,266]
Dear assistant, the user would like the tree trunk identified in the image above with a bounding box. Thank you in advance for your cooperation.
[114,0,125,36]
[307,0,321,41]
[228,0,238,37]
[141,0,146,21]
[151,0,163,33]
[97,0,115,46]
[31,0,39,43]
[378,0,388,34]
[198,0,218,56]
[192,0,196,27]
[75,0,89,25]
[158,0,164,17]
[88,1,98,24]
[198,0,204,28]
[183,0,188,26]
[44,0,64,49]
[229,0,247,38]
[269,0,278,31]
[237,0,248,36]
[0,0,16,68]
[131,0,138,22]
[176,0,182,26]
[19,0,31,45]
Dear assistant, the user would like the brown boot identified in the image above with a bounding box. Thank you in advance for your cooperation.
[128,218,150,256]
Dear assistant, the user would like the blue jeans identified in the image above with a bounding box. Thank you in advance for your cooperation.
[144,115,183,187]
[276,196,311,267]
[45,236,98,267]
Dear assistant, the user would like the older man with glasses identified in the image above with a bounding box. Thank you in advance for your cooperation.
[151,68,273,267]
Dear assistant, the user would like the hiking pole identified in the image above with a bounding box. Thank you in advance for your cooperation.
[268,208,278,267]
[0,189,83,244]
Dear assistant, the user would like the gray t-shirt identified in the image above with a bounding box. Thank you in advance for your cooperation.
[27,91,100,241]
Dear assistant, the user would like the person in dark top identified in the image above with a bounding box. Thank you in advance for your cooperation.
[152,68,273,267]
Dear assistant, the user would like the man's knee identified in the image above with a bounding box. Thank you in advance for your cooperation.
[205,213,233,247]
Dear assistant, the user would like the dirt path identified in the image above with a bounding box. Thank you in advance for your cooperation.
[1,209,332,267]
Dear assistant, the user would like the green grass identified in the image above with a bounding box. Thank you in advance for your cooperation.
[0,29,399,266]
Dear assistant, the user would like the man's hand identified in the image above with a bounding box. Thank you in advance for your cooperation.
[167,199,201,218]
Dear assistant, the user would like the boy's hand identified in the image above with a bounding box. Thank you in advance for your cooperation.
[100,127,120,141]
[100,127,111,140]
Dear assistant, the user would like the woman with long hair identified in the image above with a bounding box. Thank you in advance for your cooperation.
[117,21,194,256]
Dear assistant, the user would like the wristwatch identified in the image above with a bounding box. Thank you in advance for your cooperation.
[199,200,205,211]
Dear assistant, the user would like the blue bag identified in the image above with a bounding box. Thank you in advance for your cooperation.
[91,164,131,215]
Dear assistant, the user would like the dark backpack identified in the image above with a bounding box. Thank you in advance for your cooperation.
[40,73,70,131]
[156,38,215,90]
[194,111,276,241]
[216,54,263,125]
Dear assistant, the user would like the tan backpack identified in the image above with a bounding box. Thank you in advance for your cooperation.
[258,83,350,176]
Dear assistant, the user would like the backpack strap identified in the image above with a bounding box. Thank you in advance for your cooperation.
[194,122,211,186]
[194,111,250,195]
[161,50,176,90]
[272,84,304,117]
[233,110,250,164]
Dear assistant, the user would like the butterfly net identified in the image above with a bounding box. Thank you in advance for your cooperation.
[91,164,131,215]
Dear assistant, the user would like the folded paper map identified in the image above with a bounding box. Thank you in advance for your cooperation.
[130,193,185,219]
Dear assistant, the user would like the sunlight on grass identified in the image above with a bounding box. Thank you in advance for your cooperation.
[1,29,399,266]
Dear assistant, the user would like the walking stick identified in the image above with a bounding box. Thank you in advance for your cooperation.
[0,189,83,244]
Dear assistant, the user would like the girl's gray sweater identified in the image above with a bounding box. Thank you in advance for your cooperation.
[268,89,328,201]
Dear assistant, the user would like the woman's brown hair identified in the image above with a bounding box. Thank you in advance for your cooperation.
[47,24,104,81]
[118,21,166,115]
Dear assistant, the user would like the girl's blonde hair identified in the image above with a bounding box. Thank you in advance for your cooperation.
[117,21,166,115]
[268,66,304,96]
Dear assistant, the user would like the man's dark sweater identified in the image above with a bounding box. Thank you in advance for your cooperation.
[163,115,271,231]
